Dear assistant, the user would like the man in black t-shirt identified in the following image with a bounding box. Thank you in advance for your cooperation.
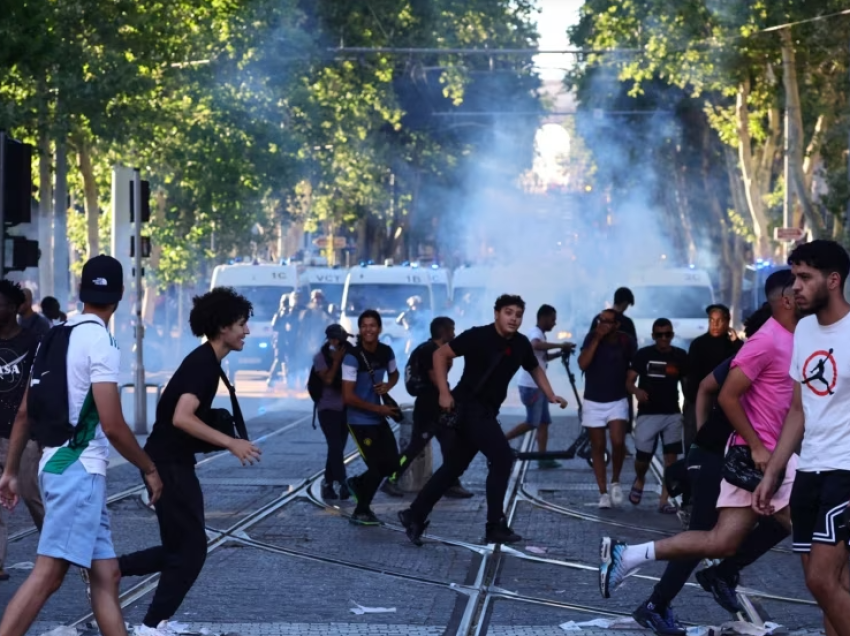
[0,281,42,581]
[398,295,567,546]
[626,318,687,513]
[389,317,472,498]
[119,288,261,632]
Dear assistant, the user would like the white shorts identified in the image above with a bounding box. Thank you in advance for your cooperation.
[582,398,629,429]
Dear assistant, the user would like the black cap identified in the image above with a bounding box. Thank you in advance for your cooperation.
[765,268,795,298]
[705,303,731,317]
[79,255,124,305]
[325,324,351,341]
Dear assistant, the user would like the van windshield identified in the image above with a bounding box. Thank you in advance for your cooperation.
[232,286,294,322]
[629,285,713,319]
[345,284,431,316]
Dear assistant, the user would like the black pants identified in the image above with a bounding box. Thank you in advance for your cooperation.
[651,445,789,607]
[318,409,348,484]
[394,401,457,482]
[118,463,207,627]
[410,399,512,524]
[348,420,400,514]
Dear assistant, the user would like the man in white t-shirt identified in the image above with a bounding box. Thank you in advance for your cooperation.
[505,304,573,469]
[755,240,850,636]
[0,255,163,636]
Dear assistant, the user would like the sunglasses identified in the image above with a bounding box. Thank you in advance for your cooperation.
[653,331,674,339]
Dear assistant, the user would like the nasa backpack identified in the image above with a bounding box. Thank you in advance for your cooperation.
[28,321,102,448]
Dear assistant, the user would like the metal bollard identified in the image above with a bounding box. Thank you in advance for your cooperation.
[397,414,433,493]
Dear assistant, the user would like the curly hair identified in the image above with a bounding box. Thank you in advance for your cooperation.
[0,280,26,308]
[494,294,525,312]
[189,287,253,340]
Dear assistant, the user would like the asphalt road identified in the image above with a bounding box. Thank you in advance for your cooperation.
[0,377,825,636]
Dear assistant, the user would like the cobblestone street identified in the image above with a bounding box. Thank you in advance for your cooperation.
[0,394,824,636]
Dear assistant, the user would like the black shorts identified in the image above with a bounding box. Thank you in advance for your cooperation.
[790,470,850,553]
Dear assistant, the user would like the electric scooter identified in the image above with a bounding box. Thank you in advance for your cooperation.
[514,347,610,467]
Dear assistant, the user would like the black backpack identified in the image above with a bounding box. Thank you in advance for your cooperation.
[308,346,342,404]
[28,321,101,448]
[404,341,432,397]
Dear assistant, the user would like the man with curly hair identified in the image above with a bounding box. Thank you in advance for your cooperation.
[0,280,43,581]
[118,287,261,636]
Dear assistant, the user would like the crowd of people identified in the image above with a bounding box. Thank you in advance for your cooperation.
[0,240,848,636]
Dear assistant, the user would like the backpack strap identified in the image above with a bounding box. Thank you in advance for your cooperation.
[217,367,248,441]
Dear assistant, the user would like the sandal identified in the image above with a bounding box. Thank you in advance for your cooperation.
[628,481,643,505]
[658,503,679,514]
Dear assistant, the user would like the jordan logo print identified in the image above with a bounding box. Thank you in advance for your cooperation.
[802,349,837,397]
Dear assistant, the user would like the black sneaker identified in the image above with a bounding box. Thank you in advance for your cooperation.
[349,509,380,526]
[345,476,362,504]
[397,508,429,547]
[485,518,523,544]
[380,479,404,498]
[696,567,743,614]
[445,482,474,499]
[338,481,350,500]
[321,481,337,500]
[633,600,686,636]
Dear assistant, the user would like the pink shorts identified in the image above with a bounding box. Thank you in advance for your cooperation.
[717,453,798,511]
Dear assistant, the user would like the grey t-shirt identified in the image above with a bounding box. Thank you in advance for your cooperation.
[19,312,51,339]
[314,350,344,412]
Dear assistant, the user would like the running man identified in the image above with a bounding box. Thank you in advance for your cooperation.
[398,295,567,546]
[0,255,163,636]
[505,304,574,469]
[756,240,850,636]
[599,269,800,599]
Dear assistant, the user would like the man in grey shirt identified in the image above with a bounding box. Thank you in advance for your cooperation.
[17,288,51,339]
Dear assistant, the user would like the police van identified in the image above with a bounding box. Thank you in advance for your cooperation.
[626,268,716,348]
[339,261,434,346]
[209,262,308,371]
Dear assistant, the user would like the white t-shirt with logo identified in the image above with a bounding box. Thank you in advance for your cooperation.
[39,314,121,476]
[790,312,850,472]
[518,326,546,388]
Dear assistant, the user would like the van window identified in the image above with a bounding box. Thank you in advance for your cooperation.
[431,283,450,310]
[310,283,344,307]
[346,284,430,316]
[232,285,294,321]
[629,285,713,320]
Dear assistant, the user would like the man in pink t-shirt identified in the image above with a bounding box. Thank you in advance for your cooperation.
[599,269,800,601]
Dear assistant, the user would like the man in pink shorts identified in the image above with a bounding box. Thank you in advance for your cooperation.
[599,269,800,599]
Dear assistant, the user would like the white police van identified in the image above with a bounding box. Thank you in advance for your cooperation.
[626,268,716,348]
[302,265,348,311]
[210,262,308,371]
[339,261,433,346]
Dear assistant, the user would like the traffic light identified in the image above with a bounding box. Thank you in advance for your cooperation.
[5,236,40,272]
[1,133,33,227]
[130,235,151,258]
[129,179,151,223]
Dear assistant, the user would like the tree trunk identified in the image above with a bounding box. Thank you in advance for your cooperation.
[37,130,54,297]
[734,81,771,257]
[730,234,745,326]
[76,139,100,258]
[702,126,732,303]
[780,29,824,237]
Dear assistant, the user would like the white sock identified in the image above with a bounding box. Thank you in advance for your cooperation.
[622,542,656,570]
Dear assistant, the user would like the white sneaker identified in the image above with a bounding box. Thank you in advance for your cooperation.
[610,483,624,506]
[598,493,612,509]
[161,622,193,635]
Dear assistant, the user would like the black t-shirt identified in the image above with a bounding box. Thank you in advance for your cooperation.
[450,324,538,411]
[684,334,743,403]
[630,345,688,416]
[0,329,38,438]
[146,343,221,464]
[581,331,636,403]
[693,357,734,454]
[590,311,637,340]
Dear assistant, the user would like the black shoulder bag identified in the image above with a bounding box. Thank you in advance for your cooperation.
[194,368,250,454]
[721,435,785,493]
[357,347,404,423]
[440,348,506,430]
